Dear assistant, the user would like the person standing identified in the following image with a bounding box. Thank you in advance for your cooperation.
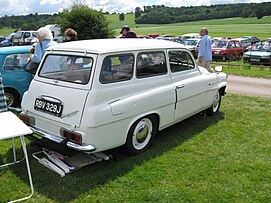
[64,28,78,42]
[197,27,214,73]
[31,27,58,63]
[120,25,131,38]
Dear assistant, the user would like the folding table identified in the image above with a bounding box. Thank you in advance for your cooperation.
[0,111,34,203]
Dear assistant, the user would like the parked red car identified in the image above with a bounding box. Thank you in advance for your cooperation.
[212,39,244,61]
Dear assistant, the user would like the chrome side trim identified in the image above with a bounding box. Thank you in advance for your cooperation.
[29,126,97,152]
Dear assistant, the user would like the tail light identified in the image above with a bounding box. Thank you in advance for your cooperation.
[60,128,82,144]
[18,112,35,125]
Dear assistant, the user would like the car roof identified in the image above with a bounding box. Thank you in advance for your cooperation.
[233,37,249,40]
[0,45,32,54]
[185,38,200,41]
[182,33,200,37]
[48,39,185,54]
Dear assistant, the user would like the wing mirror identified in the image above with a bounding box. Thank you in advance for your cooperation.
[215,66,223,72]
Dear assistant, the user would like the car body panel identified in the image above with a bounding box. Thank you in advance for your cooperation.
[0,46,33,106]
[20,38,227,152]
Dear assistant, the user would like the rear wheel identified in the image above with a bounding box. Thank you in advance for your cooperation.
[206,90,221,116]
[125,115,157,155]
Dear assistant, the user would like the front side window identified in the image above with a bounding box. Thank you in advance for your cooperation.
[14,32,23,39]
[100,54,134,83]
[229,41,235,48]
[169,50,195,72]
[235,42,241,48]
[136,52,167,78]
[3,53,30,71]
[39,55,93,84]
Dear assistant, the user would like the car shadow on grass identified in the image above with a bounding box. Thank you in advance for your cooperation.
[5,111,225,202]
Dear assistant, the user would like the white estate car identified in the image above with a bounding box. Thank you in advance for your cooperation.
[20,38,227,155]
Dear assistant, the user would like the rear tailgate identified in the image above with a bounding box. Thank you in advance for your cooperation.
[22,79,89,128]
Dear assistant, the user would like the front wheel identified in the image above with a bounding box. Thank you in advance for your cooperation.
[4,89,19,107]
[125,115,157,155]
[206,90,221,116]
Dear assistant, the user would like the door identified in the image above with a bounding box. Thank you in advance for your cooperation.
[168,49,208,120]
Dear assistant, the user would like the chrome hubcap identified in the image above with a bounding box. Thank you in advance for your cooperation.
[136,124,148,143]
[132,118,153,150]
[212,92,220,112]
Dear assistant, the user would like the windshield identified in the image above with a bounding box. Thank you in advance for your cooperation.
[39,55,93,84]
[251,42,271,52]
[216,41,228,48]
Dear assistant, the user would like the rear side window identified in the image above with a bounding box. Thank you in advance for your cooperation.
[169,50,195,72]
[100,54,134,84]
[3,53,30,71]
[32,32,38,38]
[39,55,93,84]
[23,32,30,38]
[136,52,167,78]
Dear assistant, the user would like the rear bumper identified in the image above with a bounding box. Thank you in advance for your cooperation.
[29,126,97,152]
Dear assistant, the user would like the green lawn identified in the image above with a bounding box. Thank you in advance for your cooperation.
[0,94,270,202]
[0,27,16,36]
[107,15,271,39]
[212,60,271,78]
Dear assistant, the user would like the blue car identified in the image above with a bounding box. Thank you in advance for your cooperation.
[0,33,15,47]
[0,45,33,107]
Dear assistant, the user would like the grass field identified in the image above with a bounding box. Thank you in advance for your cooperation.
[1,15,271,39]
[107,14,271,39]
[0,94,270,202]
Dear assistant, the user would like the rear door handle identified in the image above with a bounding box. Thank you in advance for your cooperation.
[176,84,185,89]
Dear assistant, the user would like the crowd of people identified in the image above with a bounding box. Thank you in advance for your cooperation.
[26,25,214,74]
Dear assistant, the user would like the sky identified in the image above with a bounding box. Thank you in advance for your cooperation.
[0,0,270,17]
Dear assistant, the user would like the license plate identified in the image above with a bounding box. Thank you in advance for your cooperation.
[34,98,63,117]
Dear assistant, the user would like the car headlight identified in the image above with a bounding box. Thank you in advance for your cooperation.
[261,55,270,59]
[214,51,220,54]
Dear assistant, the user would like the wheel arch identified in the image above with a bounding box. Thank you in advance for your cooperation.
[126,112,160,136]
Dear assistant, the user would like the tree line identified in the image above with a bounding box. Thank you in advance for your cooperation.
[0,1,271,32]
[134,2,271,24]
[0,13,57,30]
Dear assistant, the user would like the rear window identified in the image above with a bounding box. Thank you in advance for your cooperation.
[39,55,93,84]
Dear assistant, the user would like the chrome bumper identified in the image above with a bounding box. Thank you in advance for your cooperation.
[29,126,97,152]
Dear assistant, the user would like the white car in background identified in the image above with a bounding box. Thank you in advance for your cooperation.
[182,38,201,58]
[181,33,201,42]
[12,31,38,46]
